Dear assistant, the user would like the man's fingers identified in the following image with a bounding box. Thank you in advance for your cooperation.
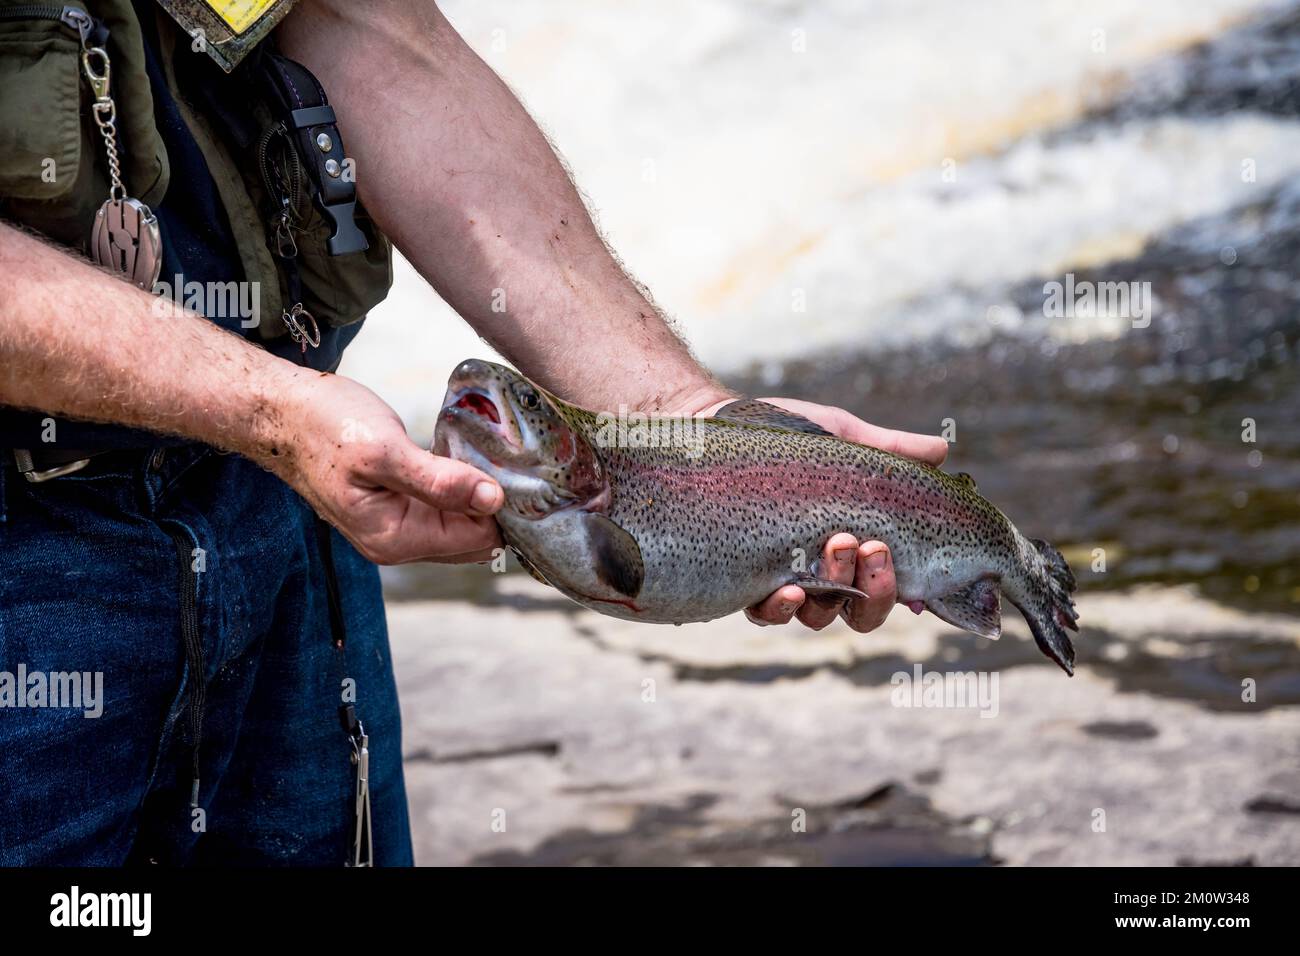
[434,544,504,566]
[844,422,949,466]
[401,504,502,560]
[796,532,859,631]
[757,397,948,466]
[379,442,503,515]
[842,541,896,632]
[745,539,898,634]
[374,503,503,565]
[746,584,805,626]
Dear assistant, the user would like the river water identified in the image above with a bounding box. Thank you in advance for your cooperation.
[359,3,1300,863]
[348,1,1300,619]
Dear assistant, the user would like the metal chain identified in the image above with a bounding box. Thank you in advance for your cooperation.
[91,101,126,201]
[82,47,126,201]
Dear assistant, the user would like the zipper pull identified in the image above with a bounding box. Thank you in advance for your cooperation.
[60,5,93,44]
[274,206,299,259]
[67,5,111,147]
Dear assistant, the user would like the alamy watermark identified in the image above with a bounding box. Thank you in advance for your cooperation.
[593,405,707,458]
[1043,273,1151,329]
[890,663,999,718]
[50,886,150,936]
[0,665,103,718]
[152,274,260,329]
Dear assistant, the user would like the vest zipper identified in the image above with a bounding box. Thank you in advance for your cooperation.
[256,121,305,259]
[0,6,101,42]
[255,121,318,353]
[0,5,81,24]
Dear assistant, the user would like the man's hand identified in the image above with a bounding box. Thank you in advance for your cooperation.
[737,398,948,633]
[277,5,945,593]
[0,223,502,568]
[265,372,504,565]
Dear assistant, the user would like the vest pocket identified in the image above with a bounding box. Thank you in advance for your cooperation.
[0,10,84,203]
[252,115,393,333]
[294,199,393,330]
[0,3,169,250]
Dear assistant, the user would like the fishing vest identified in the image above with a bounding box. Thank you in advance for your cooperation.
[0,0,392,356]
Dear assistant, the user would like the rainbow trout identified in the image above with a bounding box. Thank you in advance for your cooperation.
[434,360,1080,674]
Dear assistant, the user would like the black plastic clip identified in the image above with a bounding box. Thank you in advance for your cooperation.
[264,55,369,256]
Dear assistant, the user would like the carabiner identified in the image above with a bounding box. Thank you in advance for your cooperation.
[81,46,111,103]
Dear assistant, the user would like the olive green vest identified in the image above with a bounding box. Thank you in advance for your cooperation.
[0,0,392,346]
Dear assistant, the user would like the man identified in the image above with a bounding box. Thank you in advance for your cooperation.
[0,0,946,865]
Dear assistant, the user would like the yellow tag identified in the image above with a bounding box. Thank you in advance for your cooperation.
[202,0,278,35]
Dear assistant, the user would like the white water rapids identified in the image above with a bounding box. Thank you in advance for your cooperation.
[342,0,1300,425]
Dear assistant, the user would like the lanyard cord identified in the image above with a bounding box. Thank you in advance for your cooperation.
[313,481,373,866]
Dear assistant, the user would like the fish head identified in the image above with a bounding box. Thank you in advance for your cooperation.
[435,359,607,516]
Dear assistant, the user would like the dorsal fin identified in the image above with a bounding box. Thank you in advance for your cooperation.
[954,472,978,490]
[713,399,833,436]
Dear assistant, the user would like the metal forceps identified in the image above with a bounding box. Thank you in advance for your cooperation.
[346,714,373,868]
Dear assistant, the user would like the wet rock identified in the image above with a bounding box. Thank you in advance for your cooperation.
[389,582,1300,866]
[1081,720,1160,740]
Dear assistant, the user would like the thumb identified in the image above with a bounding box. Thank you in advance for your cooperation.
[379,442,504,515]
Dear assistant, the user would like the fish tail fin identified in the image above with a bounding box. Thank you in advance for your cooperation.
[1033,537,1077,595]
[1009,538,1079,675]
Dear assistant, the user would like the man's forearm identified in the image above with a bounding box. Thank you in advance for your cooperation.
[0,224,301,463]
[278,1,731,414]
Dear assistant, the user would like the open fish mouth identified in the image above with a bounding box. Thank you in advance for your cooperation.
[449,389,501,424]
[438,385,519,454]
[440,386,504,428]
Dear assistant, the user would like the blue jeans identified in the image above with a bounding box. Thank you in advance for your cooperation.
[0,444,412,865]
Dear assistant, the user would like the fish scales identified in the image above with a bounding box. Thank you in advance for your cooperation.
[435,359,1080,674]
[586,418,1019,619]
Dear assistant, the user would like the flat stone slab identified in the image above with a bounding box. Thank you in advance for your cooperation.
[388,581,1300,865]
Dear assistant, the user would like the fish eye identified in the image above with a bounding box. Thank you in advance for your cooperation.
[513,382,541,410]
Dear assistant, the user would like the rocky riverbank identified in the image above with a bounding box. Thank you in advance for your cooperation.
[390,579,1300,866]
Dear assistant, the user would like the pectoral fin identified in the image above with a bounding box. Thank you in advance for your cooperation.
[926,577,1002,639]
[510,546,553,588]
[584,513,645,599]
[794,572,868,608]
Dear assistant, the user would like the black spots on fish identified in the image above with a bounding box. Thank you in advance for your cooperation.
[577,416,1011,602]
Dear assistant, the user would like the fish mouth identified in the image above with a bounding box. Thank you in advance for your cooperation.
[439,386,520,452]
[449,389,501,424]
[441,385,502,426]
